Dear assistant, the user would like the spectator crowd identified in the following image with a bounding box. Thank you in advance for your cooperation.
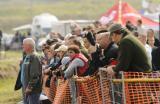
[14,19,160,104]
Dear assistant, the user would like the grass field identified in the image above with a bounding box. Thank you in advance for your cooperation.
[0,51,22,104]
[0,78,21,104]
[0,51,21,77]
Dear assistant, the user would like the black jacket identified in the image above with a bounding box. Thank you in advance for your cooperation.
[88,42,118,75]
[152,47,160,71]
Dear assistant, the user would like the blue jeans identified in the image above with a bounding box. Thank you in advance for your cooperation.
[24,93,40,104]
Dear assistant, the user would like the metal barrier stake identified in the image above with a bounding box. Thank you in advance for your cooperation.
[99,70,105,104]
[121,72,126,104]
[110,75,115,104]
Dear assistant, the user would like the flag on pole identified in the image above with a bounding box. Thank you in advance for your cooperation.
[118,0,122,24]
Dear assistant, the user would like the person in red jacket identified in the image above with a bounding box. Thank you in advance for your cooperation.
[64,45,89,78]
[62,45,89,104]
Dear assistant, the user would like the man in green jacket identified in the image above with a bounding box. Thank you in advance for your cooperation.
[106,23,151,76]
[15,38,42,104]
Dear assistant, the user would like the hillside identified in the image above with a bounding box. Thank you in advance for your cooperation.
[0,0,144,32]
[1,0,160,33]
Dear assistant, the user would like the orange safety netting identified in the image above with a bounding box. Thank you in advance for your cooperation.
[75,76,102,104]
[123,72,160,104]
[42,75,57,102]
[99,70,160,104]
[44,70,160,104]
[52,76,102,104]
[48,77,57,102]
[53,80,71,104]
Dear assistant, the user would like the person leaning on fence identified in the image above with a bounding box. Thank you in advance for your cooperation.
[88,29,118,75]
[55,44,68,60]
[45,44,68,78]
[14,38,42,104]
[64,45,89,78]
[61,45,89,104]
[105,23,152,76]
[43,44,60,75]
[92,30,118,68]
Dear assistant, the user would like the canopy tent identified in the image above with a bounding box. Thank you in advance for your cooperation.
[99,2,159,29]
[32,13,59,28]
[31,13,59,36]
[13,24,31,31]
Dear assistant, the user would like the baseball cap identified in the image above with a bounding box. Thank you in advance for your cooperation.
[55,45,68,52]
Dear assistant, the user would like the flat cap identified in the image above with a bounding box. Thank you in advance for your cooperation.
[109,23,123,33]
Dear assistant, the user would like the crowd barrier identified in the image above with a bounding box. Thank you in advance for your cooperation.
[43,69,160,104]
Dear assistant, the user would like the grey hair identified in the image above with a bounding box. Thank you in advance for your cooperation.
[23,38,36,51]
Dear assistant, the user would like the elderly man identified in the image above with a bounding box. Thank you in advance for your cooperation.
[147,29,160,47]
[95,30,118,66]
[15,38,42,104]
[88,30,118,75]
[70,23,82,36]
[106,23,151,76]
[138,30,152,63]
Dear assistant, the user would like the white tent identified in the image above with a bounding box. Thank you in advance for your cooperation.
[51,20,94,36]
[31,13,59,36]
[32,13,59,28]
[13,24,31,31]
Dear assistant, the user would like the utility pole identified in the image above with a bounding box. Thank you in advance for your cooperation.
[118,0,122,24]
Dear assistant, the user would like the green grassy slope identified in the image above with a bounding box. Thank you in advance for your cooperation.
[0,51,21,104]
[0,0,145,32]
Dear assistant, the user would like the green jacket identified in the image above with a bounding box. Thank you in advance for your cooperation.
[114,34,151,73]
[15,53,42,93]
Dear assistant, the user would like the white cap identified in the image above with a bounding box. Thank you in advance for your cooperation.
[55,45,68,52]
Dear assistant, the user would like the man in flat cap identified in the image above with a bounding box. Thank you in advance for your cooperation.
[105,23,151,76]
